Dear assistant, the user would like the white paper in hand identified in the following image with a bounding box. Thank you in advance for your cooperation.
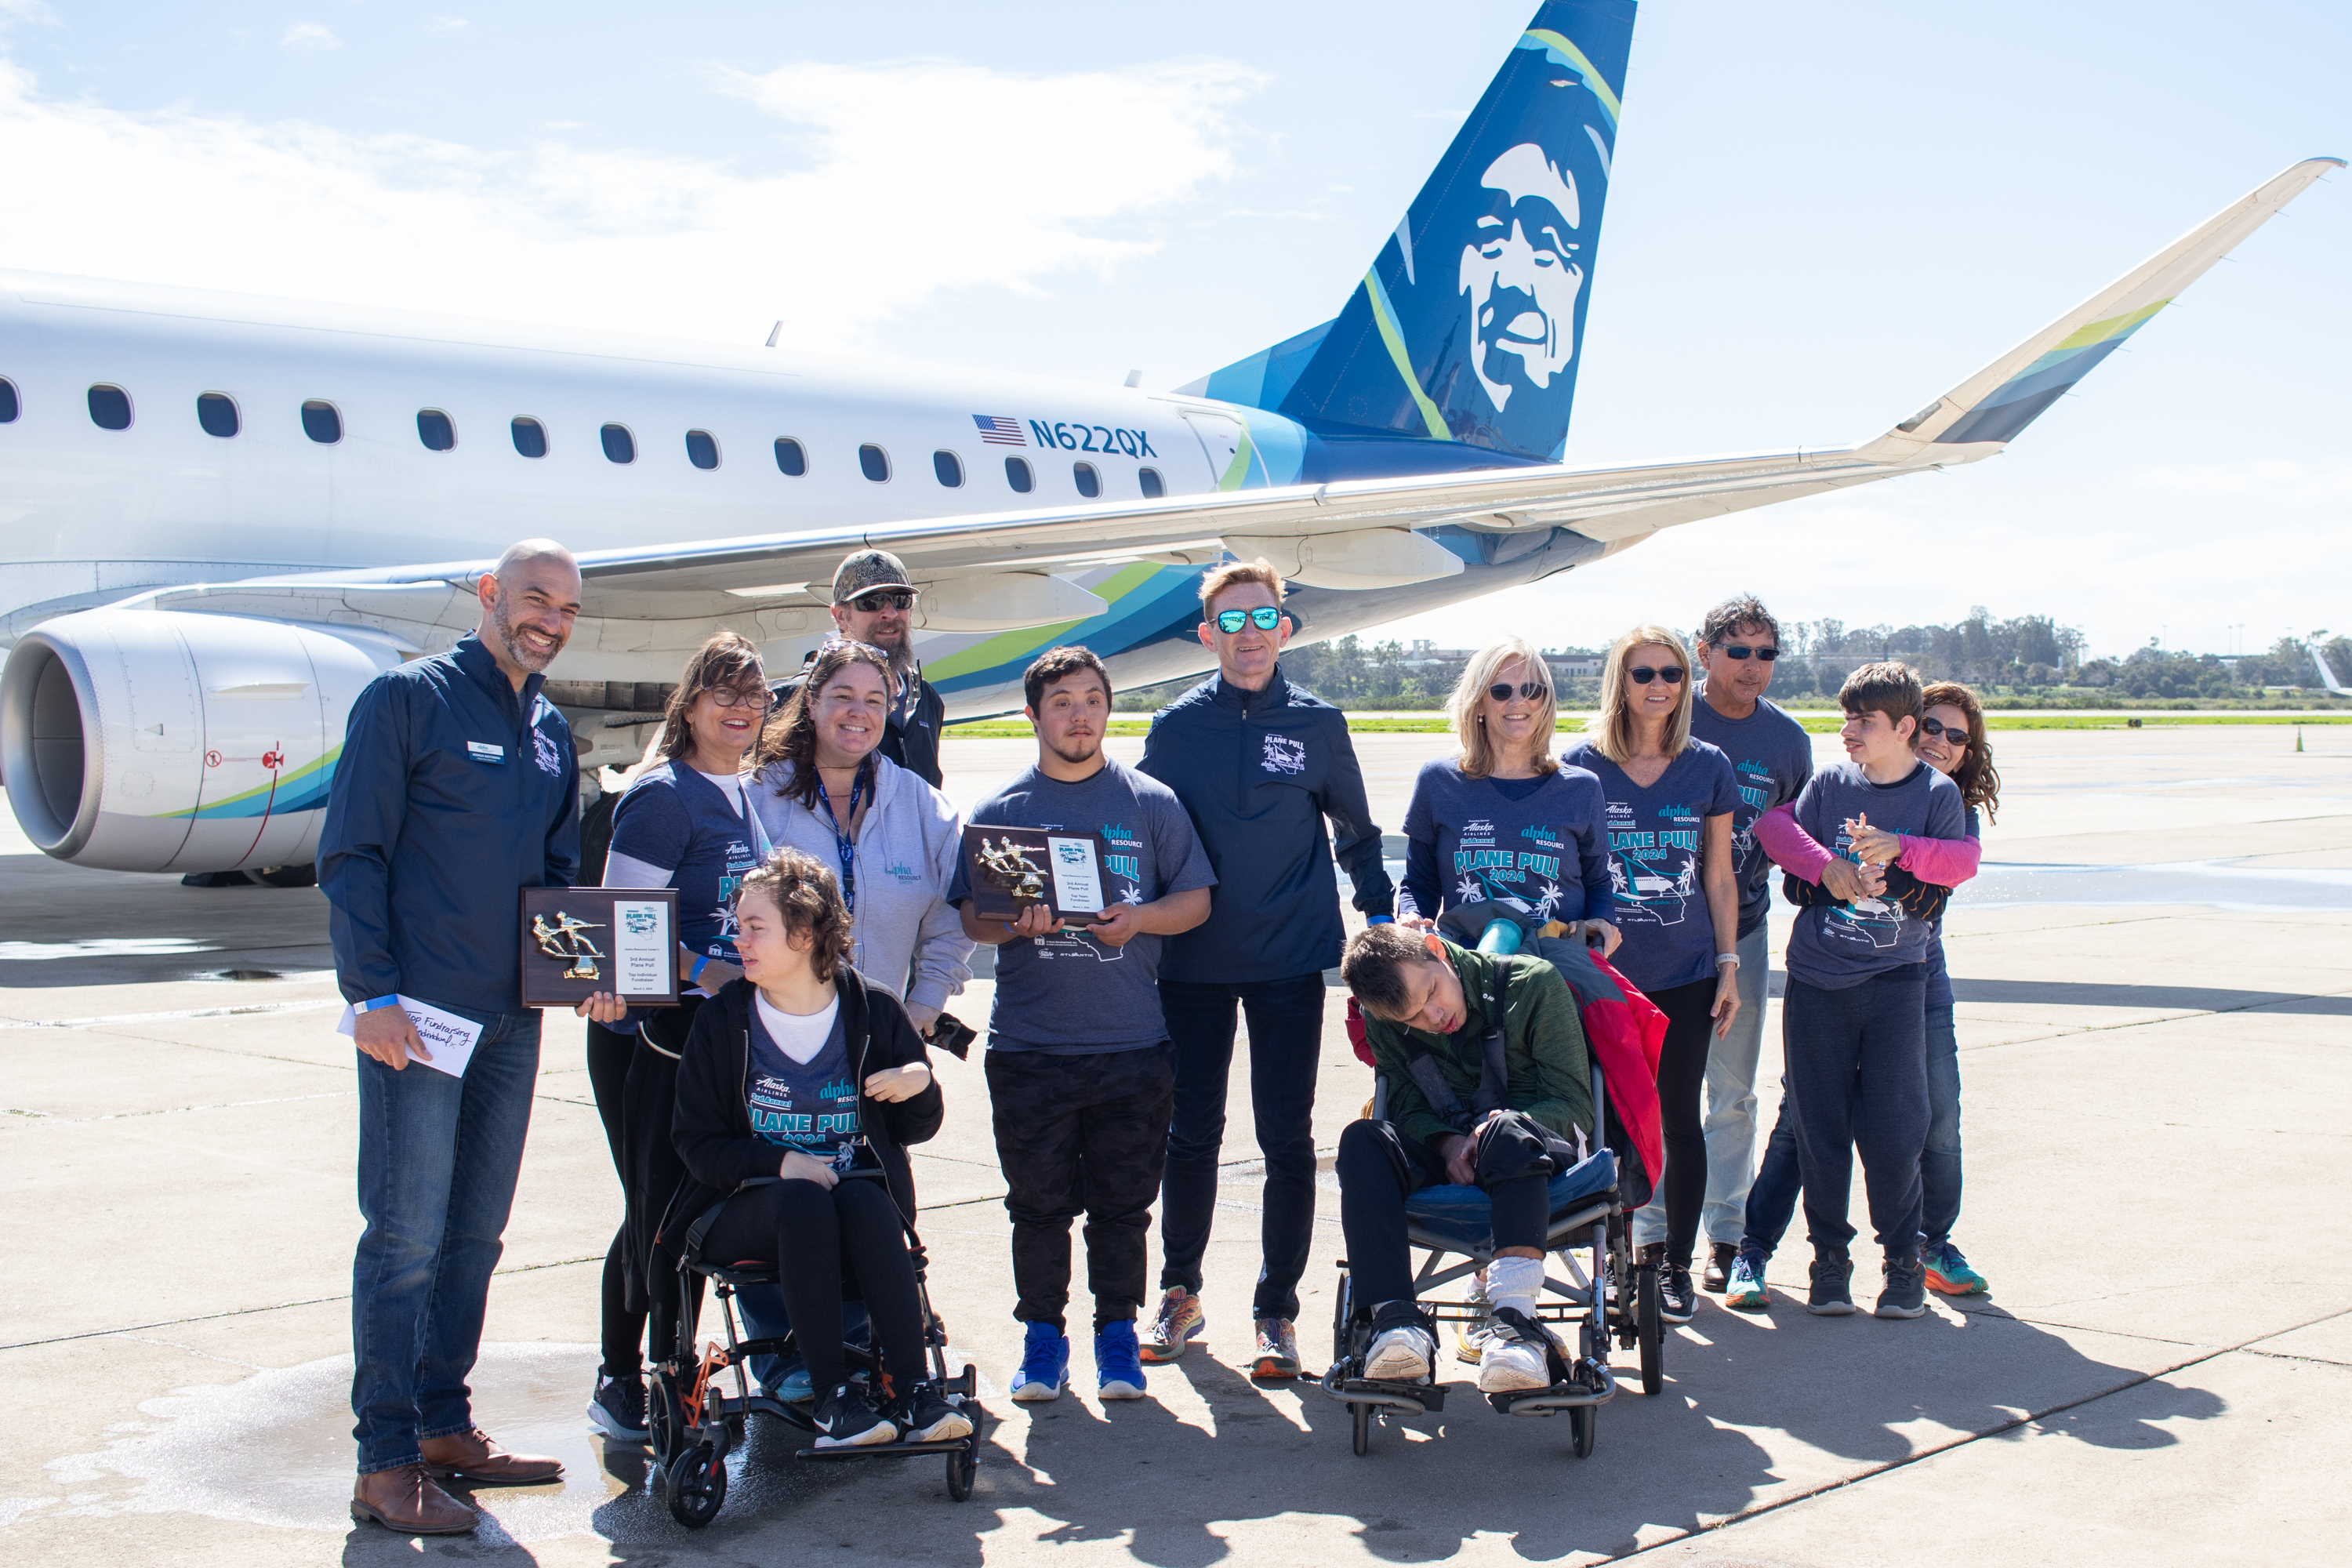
[337,996,485,1079]
[610,899,670,997]
[1046,836,1105,915]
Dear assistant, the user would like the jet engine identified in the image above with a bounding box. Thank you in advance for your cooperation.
[1,609,401,874]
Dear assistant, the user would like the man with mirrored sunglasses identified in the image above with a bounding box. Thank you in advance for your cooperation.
[1686,594,1813,1294]
[775,550,946,787]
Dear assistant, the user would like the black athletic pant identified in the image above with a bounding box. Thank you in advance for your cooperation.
[700,1177,927,1398]
[1647,977,1722,1272]
[985,1043,1175,1333]
[1335,1113,1555,1312]
[586,1019,643,1378]
[1784,970,1929,1257]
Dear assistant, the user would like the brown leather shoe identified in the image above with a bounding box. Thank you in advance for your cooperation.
[419,1426,564,1485]
[350,1462,477,1535]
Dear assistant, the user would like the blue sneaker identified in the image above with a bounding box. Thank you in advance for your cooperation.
[768,1364,813,1403]
[1011,1320,1069,1403]
[1095,1319,1146,1400]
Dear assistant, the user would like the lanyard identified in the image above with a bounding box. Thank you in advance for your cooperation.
[812,767,866,915]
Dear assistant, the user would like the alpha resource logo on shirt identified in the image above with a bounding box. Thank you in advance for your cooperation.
[748,1072,861,1168]
[1605,799,1702,927]
[1448,815,1571,918]
[1261,732,1306,775]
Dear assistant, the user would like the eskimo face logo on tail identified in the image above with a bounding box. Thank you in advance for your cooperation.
[1460,143,1584,413]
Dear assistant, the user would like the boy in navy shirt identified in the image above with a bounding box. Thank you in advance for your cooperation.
[1778,662,1965,1319]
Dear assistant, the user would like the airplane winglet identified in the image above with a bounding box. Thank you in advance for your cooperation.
[1870,157,2343,458]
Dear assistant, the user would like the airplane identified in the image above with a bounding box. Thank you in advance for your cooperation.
[2307,638,2349,696]
[0,0,2338,879]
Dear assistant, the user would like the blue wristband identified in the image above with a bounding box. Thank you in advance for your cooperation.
[690,954,711,982]
[354,995,402,1014]
[1366,915,1394,926]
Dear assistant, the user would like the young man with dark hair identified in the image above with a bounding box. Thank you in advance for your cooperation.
[1137,559,1396,1379]
[1774,661,1965,1319]
[1686,594,1813,1293]
[1334,925,1594,1393]
[950,646,1215,1403]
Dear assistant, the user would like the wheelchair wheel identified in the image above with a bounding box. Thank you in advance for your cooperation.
[946,1443,978,1501]
[1349,1401,1372,1457]
[1570,1403,1595,1459]
[666,1441,727,1529]
[1635,1261,1664,1396]
[1330,1264,1357,1367]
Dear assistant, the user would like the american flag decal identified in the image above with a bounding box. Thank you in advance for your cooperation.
[972,415,1026,446]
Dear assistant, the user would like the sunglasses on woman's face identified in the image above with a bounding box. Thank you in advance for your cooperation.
[706,687,775,712]
[1918,716,1969,743]
[1628,665,1686,685]
[1214,606,1283,633]
[1488,681,1548,703]
[1715,643,1779,662]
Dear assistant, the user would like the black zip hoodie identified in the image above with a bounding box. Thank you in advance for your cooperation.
[664,970,943,1248]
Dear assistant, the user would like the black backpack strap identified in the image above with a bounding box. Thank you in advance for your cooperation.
[1473,956,1512,1117]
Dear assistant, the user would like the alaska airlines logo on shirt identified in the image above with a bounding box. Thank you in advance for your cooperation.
[1261,733,1307,775]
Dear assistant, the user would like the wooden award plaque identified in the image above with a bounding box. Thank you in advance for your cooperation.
[518,887,682,1007]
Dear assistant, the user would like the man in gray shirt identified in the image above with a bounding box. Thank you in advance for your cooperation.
[950,647,1214,1407]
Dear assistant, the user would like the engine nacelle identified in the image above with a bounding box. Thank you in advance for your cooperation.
[2,609,400,873]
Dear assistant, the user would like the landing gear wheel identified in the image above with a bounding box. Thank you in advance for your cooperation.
[1636,1262,1664,1396]
[665,1442,726,1529]
[946,1443,978,1501]
[1569,1403,1595,1458]
[256,863,317,888]
[1350,1402,1372,1456]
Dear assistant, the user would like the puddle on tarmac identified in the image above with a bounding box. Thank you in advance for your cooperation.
[0,938,213,961]
[1956,859,2352,913]
[15,1342,869,1544]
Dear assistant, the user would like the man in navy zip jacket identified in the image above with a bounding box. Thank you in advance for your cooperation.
[1137,558,1395,1379]
[321,540,584,1537]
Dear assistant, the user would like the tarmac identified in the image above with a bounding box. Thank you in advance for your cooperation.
[2,722,2347,1565]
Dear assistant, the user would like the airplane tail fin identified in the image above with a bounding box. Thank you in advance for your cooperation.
[1878,157,2343,452]
[1180,0,1636,463]
[2309,641,2350,696]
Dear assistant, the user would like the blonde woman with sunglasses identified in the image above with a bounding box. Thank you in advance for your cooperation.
[1563,625,1743,1327]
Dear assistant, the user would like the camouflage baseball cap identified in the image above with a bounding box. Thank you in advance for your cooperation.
[830,549,919,604]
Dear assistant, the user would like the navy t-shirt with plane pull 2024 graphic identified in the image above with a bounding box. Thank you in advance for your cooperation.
[1560,738,1742,996]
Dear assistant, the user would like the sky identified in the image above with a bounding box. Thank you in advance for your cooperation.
[0,0,2345,662]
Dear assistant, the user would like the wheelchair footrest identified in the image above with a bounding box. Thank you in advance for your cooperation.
[1319,1369,1446,1415]
[1485,1359,1617,1416]
[797,1435,976,1462]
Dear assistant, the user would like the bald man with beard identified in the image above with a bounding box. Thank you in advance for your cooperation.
[322,539,587,1534]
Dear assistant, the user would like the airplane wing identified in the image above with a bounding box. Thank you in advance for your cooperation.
[134,157,2340,653]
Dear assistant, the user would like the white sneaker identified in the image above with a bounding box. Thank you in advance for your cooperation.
[1363,1325,1436,1383]
[1475,1338,1549,1392]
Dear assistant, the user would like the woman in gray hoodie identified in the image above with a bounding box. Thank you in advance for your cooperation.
[750,640,974,1036]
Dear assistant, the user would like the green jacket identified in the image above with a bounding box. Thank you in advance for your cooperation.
[1363,940,1595,1153]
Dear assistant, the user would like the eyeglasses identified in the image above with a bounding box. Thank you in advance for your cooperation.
[705,687,775,713]
[1715,644,1779,662]
[1918,715,1969,743]
[848,589,915,612]
[1488,681,1549,703]
[1214,607,1283,633]
[1628,666,1686,685]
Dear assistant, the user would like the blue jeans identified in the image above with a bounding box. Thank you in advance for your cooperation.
[350,1007,541,1474]
[1922,1003,1962,1249]
[736,1287,868,1397]
[1157,971,1326,1321]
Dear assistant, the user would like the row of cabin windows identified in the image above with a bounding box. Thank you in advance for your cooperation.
[0,378,1167,498]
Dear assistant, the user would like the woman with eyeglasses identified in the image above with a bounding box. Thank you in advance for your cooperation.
[1563,625,1743,1327]
[586,631,775,1444]
[1396,635,1619,956]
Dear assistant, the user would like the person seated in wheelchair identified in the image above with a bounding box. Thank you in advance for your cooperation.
[669,847,971,1450]
[1337,924,1595,1396]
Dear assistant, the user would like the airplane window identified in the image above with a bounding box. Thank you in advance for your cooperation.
[1073,462,1100,499]
[198,393,240,438]
[417,410,456,451]
[933,450,963,488]
[511,417,548,458]
[0,377,16,423]
[775,437,807,476]
[87,384,132,430]
[1004,456,1033,493]
[301,401,342,444]
[601,424,636,464]
[858,444,890,482]
[1138,466,1164,499]
[685,430,720,470]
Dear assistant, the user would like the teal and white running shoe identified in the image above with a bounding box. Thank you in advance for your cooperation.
[1723,1248,1771,1312]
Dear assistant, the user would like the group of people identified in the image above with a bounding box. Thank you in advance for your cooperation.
[319,537,1998,1537]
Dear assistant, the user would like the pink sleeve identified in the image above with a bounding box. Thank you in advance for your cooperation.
[1754,801,1835,885]
[1897,832,1981,884]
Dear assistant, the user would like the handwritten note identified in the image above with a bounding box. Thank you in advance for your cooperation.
[336,996,485,1080]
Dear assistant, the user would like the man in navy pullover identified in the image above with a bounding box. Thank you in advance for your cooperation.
[1137,558,1394,1379]
[322,540,583,1536]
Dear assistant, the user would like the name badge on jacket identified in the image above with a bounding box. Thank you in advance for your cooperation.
[466,742,506,765]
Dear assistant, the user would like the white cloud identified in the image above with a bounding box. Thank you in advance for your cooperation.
[427,16,466,36]
[280,21,339,53]
[0,52,1259,350]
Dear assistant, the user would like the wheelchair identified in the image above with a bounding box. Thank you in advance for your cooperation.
[1319,1058,1665,1459]
[644,1169,984,1528]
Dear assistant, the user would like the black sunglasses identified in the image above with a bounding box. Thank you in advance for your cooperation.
[1488,681,1549,702]
[1214,606,1283,633]
[1715,643,1779,662]
[1628,665,1686,685]
[1919,715,1969,742]
[850,589,915,612]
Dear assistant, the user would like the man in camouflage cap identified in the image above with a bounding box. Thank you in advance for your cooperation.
[779,549,946,786]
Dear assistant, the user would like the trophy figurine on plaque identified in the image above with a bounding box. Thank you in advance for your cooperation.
[974,837,1048,904]
[518,887,681,1007]
[531,911,608,981]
